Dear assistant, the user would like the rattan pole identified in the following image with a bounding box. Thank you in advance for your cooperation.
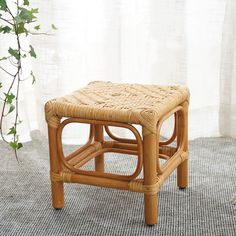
[104,125,137,144]
[48,126,64,209]
[94,125,104,172]
[143,131,158,225]
[68,142,102,166]
[65,124,94,161]
[102,141,138,151]
[159,113,177,146]
[177,102,189,189]
[62,172,130,190]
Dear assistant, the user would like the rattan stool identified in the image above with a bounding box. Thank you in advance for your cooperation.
[45,81,189,225]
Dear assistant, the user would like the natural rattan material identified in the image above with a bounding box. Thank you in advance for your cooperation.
[45,81,189,226]
[45,81,189,134]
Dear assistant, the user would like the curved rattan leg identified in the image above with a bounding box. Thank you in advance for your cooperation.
[177,101,189,189]
[48,126,64,209]
[143,132,158,225]
[94,125,104,172]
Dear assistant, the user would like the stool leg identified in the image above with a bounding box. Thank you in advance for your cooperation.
[177,101,189,189]
[177,159,188,189]
[48,126,64,209]
[143,132,158,225]
[94,125,104,172]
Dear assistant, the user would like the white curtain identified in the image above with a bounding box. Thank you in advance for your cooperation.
[1,0,236,143]
[220,0,236,138]
[31,0,188,143]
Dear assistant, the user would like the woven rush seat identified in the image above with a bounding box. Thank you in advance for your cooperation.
[45,81,189,134]
[45,81,190,226]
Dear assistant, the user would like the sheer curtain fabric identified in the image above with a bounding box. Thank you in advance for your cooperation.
[1,0,235,143]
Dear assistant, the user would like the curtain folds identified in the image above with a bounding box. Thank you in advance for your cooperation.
[220,0,236,138]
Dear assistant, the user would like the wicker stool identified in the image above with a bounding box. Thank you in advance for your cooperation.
[45,81,189,225]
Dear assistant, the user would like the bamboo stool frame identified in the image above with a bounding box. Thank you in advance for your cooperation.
[47,100,189,226]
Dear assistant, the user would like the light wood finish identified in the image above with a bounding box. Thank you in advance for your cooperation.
[143,132,158,225]
[159,113,177,146]
[55,118,144,181]
[104,125,137,144]
[177,101,189,189]
[156,105,185,174]
[46,81,189,225]
[94,125,104,172]
[48,126,64,209]
[66,124,94,161]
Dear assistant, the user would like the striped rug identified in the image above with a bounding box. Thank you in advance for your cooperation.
[0,133,235,235]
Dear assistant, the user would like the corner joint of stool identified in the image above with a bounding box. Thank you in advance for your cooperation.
[50,171,72,183]
[129,176,164,195]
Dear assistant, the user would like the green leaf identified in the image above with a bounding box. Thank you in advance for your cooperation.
[17,142,23,149]
[7,127,16,135]
[31,71,36,84]
[10,141,22,150]
[8,47,20,60]
[0,0,7,11]
[10,141,18,150]
[51,24,58,30]
[0,25,11,34]
[16,23,27,34]
[23,0,29,6]
[15,8,38,24]
[4,92,15,104]
[29,45,36,58]
[8,104,15,114]
[0,82,2,88]
[34,25,40,30]
[15,16,24,24]
[31,8,39,14]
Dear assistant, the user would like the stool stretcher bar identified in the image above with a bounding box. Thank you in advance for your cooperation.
[51,149,188,195]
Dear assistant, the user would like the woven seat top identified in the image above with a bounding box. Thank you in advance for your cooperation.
[45,81,189,134]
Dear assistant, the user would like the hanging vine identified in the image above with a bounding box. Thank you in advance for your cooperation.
[0,0,56,160]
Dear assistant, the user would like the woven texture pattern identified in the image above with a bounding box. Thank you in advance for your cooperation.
[0,135,235,236]
[45,81,189,133]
